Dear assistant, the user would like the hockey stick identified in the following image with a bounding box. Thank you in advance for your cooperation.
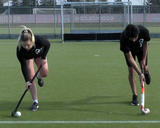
[11,64,42,117]
[140,70,150,114]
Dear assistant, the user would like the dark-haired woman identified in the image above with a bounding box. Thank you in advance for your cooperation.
[16,26,50,111]
[120,24,151,106]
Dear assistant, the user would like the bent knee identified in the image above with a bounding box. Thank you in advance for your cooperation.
[40,70,48,77]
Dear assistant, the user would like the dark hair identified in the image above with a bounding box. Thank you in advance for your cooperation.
[124,24,140,38]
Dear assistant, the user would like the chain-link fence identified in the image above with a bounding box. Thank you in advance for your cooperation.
[62,2,131,35]
[0,2,160,39]
[62,2,160,34]
[132,5,160,33]
[0,6,61,39]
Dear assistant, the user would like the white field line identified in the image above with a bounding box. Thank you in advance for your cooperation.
[0,120,160,124]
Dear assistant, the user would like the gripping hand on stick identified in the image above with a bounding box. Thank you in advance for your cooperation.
[26,81,32,89]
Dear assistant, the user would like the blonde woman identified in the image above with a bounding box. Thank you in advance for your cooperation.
[16,26,50,111]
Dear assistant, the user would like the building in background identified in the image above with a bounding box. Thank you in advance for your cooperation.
[3,0,13,6]
[121,0,144,5]
[56,0,147,5]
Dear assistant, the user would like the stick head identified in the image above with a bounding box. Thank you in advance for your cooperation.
[141,108,150,114]
[11,111,15,117]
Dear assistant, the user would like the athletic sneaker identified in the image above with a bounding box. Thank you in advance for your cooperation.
[37,75,44,87]
[144,71,151,85]
[131,95,139,106]
[31,102,39,111]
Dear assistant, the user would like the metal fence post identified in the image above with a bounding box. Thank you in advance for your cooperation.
[8,0,11,38]
[61,0,64,43]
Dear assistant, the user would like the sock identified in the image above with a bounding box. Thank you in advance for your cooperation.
[33,99,38,104]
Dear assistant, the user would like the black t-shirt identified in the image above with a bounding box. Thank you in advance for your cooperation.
[16,35,50,82]
[120,25,150,54]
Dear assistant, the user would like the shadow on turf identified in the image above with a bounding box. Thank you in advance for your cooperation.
[0,101,32,114]
[39,96,133,115]
[0,96,137,117]
[0,96,129,109]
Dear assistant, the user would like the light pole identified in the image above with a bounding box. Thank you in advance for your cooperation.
[8,0,11,37]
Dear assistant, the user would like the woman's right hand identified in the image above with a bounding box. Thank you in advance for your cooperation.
[139,73,145,86]
[26,81,32,89]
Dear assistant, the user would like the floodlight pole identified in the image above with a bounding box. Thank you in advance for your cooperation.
[98,5,102,32]
[128,0,133,24]
[127,0,129,24]
[61,0,64,43]
[143,0,146,26]
[54,0,56,34]
[8,0,11,38]
[130,1,133,24]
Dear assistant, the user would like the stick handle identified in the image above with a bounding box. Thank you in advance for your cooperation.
[30,65,42,83]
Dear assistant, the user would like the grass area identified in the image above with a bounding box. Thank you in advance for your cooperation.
[0,24,62,34]
[0,39,159,127]
[1,23,160,35]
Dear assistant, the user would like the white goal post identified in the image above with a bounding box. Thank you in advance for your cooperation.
[60,1,132,43]
[33,8,76,14]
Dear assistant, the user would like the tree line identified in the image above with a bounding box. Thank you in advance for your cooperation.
[0,0,160,13]
[0,0,159,7]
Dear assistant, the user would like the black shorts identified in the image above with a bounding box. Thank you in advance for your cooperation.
[124,51,148,67]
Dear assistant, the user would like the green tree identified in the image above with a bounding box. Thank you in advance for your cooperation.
[151,0,160,5]
[0,1,3,7]
[21,0,37,6]
[40,0,54,6]
[12,0,20,6]
[22,0,31,6]
[115,0,122,2]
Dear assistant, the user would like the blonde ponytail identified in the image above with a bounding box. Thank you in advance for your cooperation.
[18,26,35,50]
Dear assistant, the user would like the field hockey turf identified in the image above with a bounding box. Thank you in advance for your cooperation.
[0,39,159,128]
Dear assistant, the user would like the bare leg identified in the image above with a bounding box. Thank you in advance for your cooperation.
[26,59,38,101]
[35,57,48,77]
[128,67,139,105]
[128,67,137,96]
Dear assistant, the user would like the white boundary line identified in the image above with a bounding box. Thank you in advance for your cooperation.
[0,121,160,124]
